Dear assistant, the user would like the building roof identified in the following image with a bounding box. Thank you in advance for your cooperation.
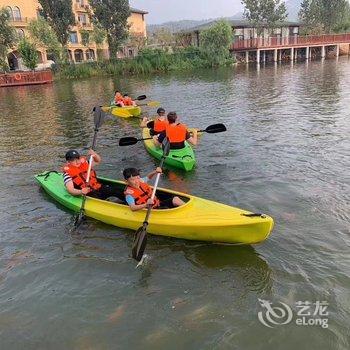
[181,19,300,33]
[130,7,148,15]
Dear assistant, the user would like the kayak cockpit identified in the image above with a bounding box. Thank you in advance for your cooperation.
[97,177,191,209]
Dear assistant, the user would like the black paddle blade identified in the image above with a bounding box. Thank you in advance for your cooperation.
[132,226,148,261]
[73,210,85,229]
[136,95,147,101]
[205,123,227,133]
[119,137,139,146]
[93,106,105,129]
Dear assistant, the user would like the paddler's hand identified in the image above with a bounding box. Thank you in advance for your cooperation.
[146,198,154,206]
[81,187,91,195]
[142,116,149,123]
[87,149,101,163]
[87,149,97,157]
[155,167,162,174]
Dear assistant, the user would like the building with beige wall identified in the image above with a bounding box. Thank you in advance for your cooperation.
[0,0,148,70]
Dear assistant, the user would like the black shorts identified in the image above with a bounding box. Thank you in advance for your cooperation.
[157,197,175,209]
[88,184,123,201]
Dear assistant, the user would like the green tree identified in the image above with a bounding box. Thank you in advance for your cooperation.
[80,29,90,47]
[38,0,75,46]
[89,0,130,59]
[199,20,233,67]
[0,7,17,71]
[241,0,287,35]
[149,28,174,49]
[18,38,39,70]
[91,23,106,60]
[28,18,62,61]
[299,0,350,34]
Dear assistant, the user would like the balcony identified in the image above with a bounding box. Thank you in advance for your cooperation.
[74,3,89,12]
[231,33,350,50]
[9,17,28,26]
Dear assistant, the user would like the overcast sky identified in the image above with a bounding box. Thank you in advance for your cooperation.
[130,0,244,24]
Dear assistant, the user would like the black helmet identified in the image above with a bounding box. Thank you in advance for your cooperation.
[157,107,165,115]
[65,149,80,161]
[123,167,140,179]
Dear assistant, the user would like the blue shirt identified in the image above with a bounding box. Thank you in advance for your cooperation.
[125,177,149,205]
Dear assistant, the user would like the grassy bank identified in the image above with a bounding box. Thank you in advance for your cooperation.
[53,47,235,79]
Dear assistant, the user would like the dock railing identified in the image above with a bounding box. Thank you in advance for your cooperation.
[232,33,350,50]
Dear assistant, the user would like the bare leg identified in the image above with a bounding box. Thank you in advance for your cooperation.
[153,135,161,147]
[172,196,185,207]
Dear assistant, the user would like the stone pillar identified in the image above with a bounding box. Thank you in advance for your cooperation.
[245,51,249,63]
[321,46,326,58]
[336,45,340,57]
[274,49,278,62]
[305,47,309,60]
[294,48,298,61]
[290,47,294,62]
[262,50,266,63]
[256,49,260,64]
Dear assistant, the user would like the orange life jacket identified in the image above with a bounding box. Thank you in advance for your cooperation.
[63,157,101,191]
[123,96,134,106]
[114,93,124,104]
[124,181,160,208]
[166,123,187,143]
[154,118,168,133]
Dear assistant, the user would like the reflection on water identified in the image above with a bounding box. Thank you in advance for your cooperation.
[0,57,349,349]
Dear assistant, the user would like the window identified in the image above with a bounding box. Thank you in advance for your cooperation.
[78,14,87,25]
[69,32,78,44]
[74,49,84,62]
[17,29,25,38]
[13,6,21,21]
[86,49,95,60]
[6,6,13,20]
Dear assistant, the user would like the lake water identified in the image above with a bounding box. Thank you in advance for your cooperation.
[0,58,349,349]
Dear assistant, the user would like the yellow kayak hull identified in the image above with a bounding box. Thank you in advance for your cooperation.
[35,172,274,245]
[102,105,142,118]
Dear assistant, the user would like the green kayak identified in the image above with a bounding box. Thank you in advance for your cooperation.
[142,128,196,171]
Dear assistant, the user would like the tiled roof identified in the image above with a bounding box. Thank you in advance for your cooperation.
[181,19,300,33]
[130,7,148,15]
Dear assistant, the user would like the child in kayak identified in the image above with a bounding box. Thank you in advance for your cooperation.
[123,94,137,106]
[154,112,198,149]
[113,91,124,107]
[63,149,122,200]
[140,107,168,136]
[123,167,185,211]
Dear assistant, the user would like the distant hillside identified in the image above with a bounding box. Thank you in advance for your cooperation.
[147,1,302,34]
[147,12,243,34]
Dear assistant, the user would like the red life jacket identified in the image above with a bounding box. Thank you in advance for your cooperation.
[63,157,101,190]
[154,118,168,133]
[166,123,187,143]
[124,181,160,208]
[114,93,124,104]
[123,96,134,106]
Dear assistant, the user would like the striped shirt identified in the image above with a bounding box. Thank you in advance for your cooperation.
[63,173,72,185]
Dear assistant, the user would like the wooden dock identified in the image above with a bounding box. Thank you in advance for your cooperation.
[0,70,53,87]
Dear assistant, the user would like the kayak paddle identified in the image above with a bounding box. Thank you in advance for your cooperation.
[118,123,227,146]
[73,106,106,230]
[137,101,160,107]
[131,138,171,261]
